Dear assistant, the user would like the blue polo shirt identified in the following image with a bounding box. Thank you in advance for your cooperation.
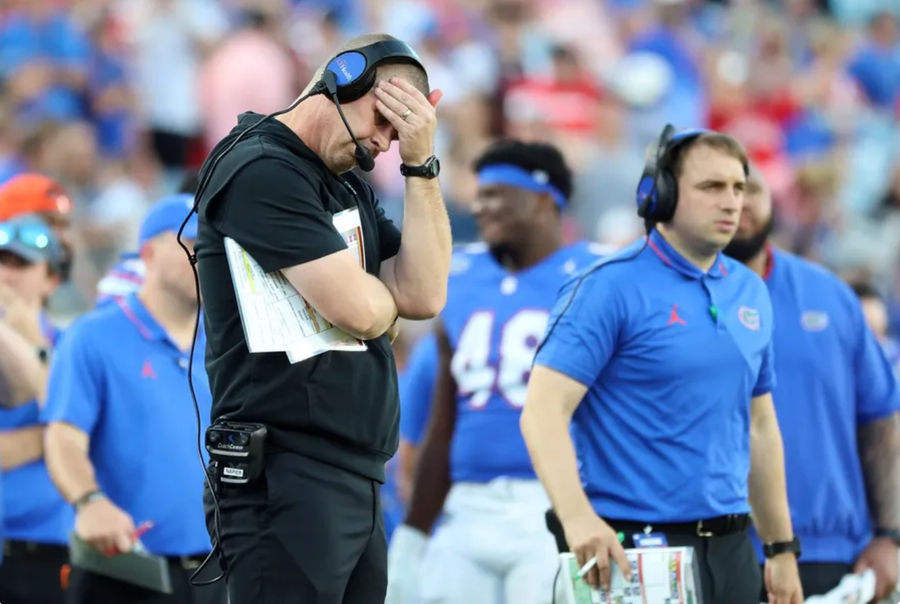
[0,314,71,545]
[535,229,775,522]
[41,294,213,556]
[749,249,900,564]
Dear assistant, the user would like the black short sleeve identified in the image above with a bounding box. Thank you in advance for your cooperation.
[346,173,401,262]
[213,158,348,273]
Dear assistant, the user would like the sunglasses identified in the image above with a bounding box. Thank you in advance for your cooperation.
[0,219,58,257]
[0,219,55,248]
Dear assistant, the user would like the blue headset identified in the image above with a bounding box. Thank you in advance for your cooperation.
[323,39,425,104]
[635,124,711,223]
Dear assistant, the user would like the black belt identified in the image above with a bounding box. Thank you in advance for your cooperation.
[606,513,751,538]
[3,539,68,558]
[164,552,210,571]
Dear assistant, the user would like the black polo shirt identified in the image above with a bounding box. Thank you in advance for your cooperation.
[194,112,402,482]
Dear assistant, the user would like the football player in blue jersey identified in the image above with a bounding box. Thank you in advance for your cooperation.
[385,140,605,604]
[724,169,900,602]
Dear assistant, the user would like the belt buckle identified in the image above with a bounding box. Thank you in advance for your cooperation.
[181,556,201,571]
[696,520,714,538]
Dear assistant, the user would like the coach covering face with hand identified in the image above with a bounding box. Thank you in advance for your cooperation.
[194,33,451,604]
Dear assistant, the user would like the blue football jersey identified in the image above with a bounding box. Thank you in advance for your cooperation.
[443,241,606,482]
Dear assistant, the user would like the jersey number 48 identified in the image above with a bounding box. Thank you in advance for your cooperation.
[450,309,549,409]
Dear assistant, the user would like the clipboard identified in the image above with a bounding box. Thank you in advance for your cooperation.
[68,532,173,594]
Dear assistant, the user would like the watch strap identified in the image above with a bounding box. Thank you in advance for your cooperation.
[400,155,439,178]
[763,536,802,559]
[874,528,900,546]
[73,489,106,511]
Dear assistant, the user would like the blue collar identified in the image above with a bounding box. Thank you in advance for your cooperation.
[116,293,170,344]
[646,229,728,280]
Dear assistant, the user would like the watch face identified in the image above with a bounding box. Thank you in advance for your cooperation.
[427,156,440,176]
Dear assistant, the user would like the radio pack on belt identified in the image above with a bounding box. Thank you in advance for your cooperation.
[205,422,267,485]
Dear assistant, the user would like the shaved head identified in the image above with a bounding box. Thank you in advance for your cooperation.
[303,33,429,97]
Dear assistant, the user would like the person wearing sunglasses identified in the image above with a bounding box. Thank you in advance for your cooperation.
[0,213,71,604]
[0,173,74,281]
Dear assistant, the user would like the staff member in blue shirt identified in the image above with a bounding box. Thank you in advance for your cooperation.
[42,196,223,604]
[521,126,803,604]
[724,169,900,601]
[0,214,70,604]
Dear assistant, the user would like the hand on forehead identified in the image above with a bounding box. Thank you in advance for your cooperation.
[375,64,429,96]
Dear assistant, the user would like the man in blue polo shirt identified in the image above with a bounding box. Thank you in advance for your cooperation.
[724,169,900,601]
[42,195,223,603]
[521,126,803,604]
[0,213,70,603]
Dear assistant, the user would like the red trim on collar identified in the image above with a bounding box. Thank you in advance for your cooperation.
[116,297,154,341]
[763,244,775,280]
[718,261,728,276]
[647,238,674,267]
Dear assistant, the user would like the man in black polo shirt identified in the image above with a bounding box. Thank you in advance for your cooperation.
[194,33,451,604]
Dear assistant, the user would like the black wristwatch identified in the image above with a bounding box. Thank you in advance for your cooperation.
[763,536,802,559]
[874,527,900,546]
[400,155,440,179]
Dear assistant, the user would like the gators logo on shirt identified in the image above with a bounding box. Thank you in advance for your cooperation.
[738,306,760,330]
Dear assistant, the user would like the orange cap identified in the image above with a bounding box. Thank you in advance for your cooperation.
[0,174,73,221]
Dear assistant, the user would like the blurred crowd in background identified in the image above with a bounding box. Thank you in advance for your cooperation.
[2,0,900,345]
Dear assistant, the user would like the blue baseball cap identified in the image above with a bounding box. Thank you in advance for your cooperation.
[138,194,197,248]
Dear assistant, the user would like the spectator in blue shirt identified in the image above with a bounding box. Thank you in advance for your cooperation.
[0,2,91,124]
[0,213,69,604]
[521,127,803,604]
[847,12,900,110]
[724,170,900,602]
[42,195,224,604]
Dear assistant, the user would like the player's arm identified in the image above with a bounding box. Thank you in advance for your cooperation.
[747,392,794,541]
[860,410,900,531]
[45,421,100,505]
[852,311,900,531]
[748,392,803,604]
[282,251,398,341]
[45,421,136,553]
[842,297,900,601]
[520,365,591,525]
[376,78,450,320]
[856,411,900,599]
[0,320,49,407]
[521,365,630,589]
[0,426,44,470]
[402,324,455,533]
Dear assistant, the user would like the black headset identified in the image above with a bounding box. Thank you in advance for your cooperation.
[635,124,711,223]
[324,39,425,103]
[175,37,426,587]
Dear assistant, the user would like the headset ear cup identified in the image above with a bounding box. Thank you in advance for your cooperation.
[325,50,374,104]
[655,168,678,222]
[336,68,375,103]
[635,173,657,219]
